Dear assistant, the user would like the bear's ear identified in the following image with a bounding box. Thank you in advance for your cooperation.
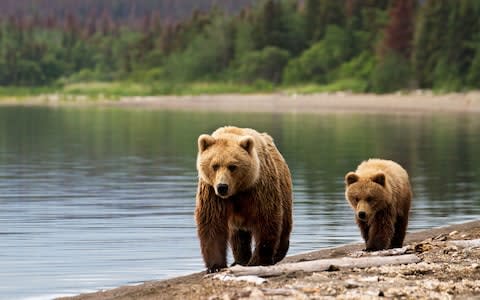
[198,134,215,153]
[239,136,254,154]
[371,172,386,187]
[345,172,359,186]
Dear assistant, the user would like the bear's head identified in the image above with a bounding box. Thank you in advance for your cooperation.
[344,171,389,223]
[197,133,260,199]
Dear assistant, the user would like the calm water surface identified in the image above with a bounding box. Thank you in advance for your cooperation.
[0,107,479,299]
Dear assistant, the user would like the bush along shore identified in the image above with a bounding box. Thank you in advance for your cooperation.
[61,220,480,300]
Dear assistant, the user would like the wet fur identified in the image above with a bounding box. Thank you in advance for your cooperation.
[195,126,293,273]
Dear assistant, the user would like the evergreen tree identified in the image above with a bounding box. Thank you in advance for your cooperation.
[305,0,345,44]
[414,0,452,88]
[252,0,289,51]
[304,0,321,43]
[414,0,480,90]
[382,0,414,59]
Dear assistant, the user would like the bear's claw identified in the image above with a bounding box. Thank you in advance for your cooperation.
[206,267,223,274]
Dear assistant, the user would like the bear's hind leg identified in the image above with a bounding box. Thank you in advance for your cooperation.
[230,229,252,266]
[273,211,292,263]
[391,216,408,248]
[273,238,289,264]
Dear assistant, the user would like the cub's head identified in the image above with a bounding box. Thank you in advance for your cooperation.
[197,133,260,198]
[344,171,389,222]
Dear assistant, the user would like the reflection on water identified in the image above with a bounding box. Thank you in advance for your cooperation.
[0,107,479,299]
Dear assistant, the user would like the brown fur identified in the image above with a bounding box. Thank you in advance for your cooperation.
[345,159,412,251]
[195,126,293,273]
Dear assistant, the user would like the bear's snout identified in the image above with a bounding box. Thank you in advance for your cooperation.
[357,211,367,220]
[216,183,229,197]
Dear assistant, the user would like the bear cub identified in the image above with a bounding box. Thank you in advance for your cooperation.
[195,126,293,273]
[345,159,412,251]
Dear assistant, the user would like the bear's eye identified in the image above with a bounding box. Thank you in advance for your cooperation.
[228,165,237,172]
[366,196,373,202]
[212,164,220,171]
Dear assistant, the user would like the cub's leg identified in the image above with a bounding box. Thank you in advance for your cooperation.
[356,219,369,247]
[391,215,408,248]
[366,211,395,251]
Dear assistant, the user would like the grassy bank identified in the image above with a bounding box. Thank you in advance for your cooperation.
[0,79,372,101]
[0,81,270,100]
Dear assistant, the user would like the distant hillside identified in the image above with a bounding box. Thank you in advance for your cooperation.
[0,0,257,22]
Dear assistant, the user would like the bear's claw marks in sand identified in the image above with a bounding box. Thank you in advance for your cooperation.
[195,126,293,273]
[345,159,412,251]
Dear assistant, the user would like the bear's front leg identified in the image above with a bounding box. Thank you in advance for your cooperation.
[391,215,408,248]
[365,210,395,251]
[248,222,280,266]
[197,214,228,273]
[356,219,369,245]
[195,188,229,273]
[230,229,252,266]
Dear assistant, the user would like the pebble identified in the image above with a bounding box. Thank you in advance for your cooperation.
[344,279,361,289]
[449,230,458,236]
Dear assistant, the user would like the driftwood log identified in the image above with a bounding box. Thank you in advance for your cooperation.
[349,246,410,257]
[449,238,480,248]
[228,254,420,277]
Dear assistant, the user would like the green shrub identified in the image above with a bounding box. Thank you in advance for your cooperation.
[431,59,463,92]
[335,52,375,82]
[283,25,351,84]
[284,79,367,94]
[467,47,480,88]
[232,46,290,84]
[370,52,412,93]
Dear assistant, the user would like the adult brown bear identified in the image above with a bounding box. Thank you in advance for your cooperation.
[195,126,293,273]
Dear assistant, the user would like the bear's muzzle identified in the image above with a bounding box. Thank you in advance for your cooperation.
[216,183,229,197]
[357,211,367,220]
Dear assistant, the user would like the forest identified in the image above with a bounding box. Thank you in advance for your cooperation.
[0,0,479,94]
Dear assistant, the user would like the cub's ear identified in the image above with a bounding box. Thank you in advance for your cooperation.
[198,134,215,153]
[239,136,254,154]
[345,172,359,186]
[371,172,386,187]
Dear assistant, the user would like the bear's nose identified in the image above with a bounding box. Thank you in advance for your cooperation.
[217,184,229,196]
[357,211,367,220]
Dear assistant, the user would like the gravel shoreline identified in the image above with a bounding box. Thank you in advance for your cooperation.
[2,92,480,114]
[116,92,480,114]
[60,220,480,300]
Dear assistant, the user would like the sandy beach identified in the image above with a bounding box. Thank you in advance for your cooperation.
[2,91,480,114]
[117,92,480,114]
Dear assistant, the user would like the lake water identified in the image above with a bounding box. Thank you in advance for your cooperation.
[0,106,479,299]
